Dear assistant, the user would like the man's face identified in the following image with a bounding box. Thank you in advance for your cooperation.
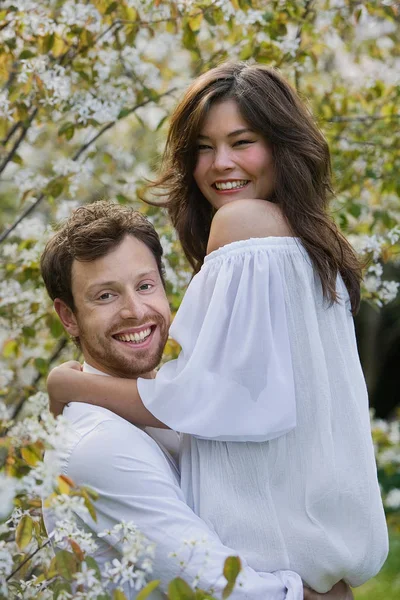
[59,235,170,378]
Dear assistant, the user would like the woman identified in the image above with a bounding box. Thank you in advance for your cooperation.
[48,62,388,592]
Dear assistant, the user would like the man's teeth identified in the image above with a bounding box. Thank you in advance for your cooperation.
[214,180,248,190]
[115,327,152,343]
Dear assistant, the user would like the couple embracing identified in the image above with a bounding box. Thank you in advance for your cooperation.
[42,62,388,599]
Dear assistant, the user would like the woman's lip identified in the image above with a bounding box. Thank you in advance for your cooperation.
[213,182,250,194]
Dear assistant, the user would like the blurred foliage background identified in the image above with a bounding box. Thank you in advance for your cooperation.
[0,0,399,598]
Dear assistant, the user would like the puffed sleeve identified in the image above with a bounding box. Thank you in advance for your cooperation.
[138,240,296,441]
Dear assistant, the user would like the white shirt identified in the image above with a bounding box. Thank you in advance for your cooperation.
[44,363,303,600]
[138,238,389,593]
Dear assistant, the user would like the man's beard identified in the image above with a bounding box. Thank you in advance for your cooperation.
[77,314,169,379]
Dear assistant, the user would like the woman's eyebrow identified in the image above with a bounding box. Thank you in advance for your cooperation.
[198,128,254,140]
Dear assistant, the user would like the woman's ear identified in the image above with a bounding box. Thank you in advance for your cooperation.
[53,299,80,338]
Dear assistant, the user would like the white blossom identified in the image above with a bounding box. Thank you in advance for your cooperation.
[74,562,99,588]
[385,488,400,509]
[52,519,98,554]
[0,540,14,592]
[0,92,13,121]
[0,474,16,520]
[60,1,103,33]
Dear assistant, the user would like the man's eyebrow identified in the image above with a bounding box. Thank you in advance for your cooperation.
[198,128,254,140]
[86,270,159,294]
[86,280,118,294]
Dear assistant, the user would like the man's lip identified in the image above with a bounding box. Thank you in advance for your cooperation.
[113,327,157,348]
[112,324,155,337]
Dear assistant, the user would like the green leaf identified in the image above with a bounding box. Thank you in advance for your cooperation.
[22,326,36,338]
[58,122,75,141]
[45,178,65,199]
[136,579,161,600]
[168,577,195,600]
[42,33,55,53]
[113,590,128,600]
[11,153,23,165]
[49,316,65,338]
[3,339,18,358]
[34,357,48,375]
[16,514,34,550]
[55,550,80,581]
[53,581,72,600]
[222,556,241,599]
[188,11,203,32]
[182,25,197,51]
[82,488,97,522]
[118,108,131,119]
[106,2,119,15]
[85,555,101,581]
[19,50,36,60]
[21,444,42,467]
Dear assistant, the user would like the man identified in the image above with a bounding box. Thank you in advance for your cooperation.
[41,202,350,599]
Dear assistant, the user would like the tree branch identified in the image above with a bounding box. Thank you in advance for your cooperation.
[1,120,23,146]
[11,337,69,420]
[72,87,177,162]
[0,108,38,176]
[6,539,51,582]
[0,87,177,244]
[327,114,400,123]
[0,192,44,244]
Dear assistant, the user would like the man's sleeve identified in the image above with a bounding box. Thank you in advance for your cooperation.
[67,419,303,599]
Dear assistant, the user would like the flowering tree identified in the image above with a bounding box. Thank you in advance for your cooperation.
[1,0,400,598]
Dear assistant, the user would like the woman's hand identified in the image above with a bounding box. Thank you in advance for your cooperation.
[47,361,82,416]
[46,362,167,428]
[304,581,353,600]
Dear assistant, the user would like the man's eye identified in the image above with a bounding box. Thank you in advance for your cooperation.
[98,292,113,301]
[138,283,153,291]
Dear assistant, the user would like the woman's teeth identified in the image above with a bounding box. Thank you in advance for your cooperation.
[115,327,152,343]
[214,180,248,190]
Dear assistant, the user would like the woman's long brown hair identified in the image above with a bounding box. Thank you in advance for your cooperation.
[150,61,362,314]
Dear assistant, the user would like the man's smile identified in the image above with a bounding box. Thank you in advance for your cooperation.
[112,324,156,348]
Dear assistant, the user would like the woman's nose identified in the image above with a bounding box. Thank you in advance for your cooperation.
[213,146,234,171]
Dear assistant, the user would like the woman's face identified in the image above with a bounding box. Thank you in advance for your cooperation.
[193,99,275,210]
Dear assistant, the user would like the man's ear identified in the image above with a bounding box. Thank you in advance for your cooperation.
[54,299,80,337]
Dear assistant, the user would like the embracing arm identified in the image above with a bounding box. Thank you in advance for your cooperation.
[47,363,166,427]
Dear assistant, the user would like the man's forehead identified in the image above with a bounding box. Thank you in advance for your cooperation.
[70,237,159,291]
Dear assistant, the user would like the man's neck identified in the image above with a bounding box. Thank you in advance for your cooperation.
[82,362,111,377]
[82,361,154,379]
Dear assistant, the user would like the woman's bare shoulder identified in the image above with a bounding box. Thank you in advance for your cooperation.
[207,199,293,254]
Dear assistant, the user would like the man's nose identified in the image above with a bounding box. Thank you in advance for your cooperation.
[120,292,146,321]
[213,146,234,171]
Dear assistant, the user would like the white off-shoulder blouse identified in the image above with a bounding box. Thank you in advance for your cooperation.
[138,237,388,592]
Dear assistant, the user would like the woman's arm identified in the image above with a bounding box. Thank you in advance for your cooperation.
[47,362,167,428]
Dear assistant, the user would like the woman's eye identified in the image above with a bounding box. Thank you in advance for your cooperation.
[197,144,212,151]
[234,139,254,146]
